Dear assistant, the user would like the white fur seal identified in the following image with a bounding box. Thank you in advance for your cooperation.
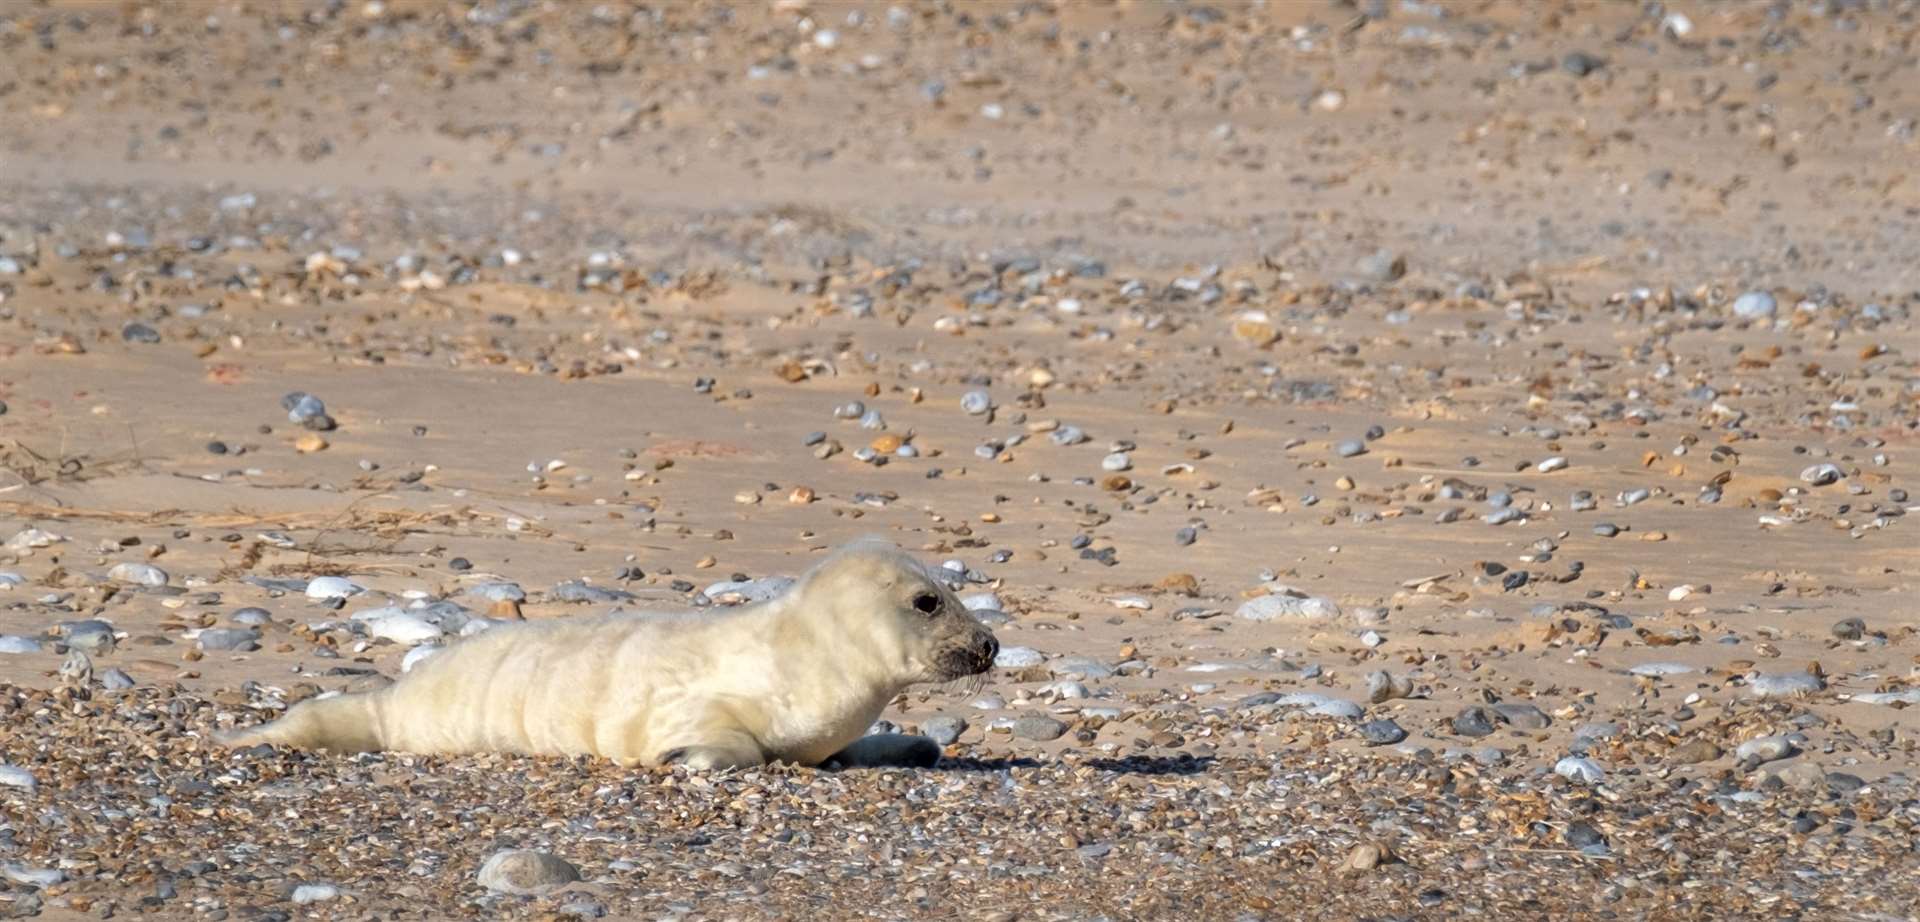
[220,538,1000,769]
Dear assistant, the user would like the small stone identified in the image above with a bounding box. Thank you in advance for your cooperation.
[1340,841,1395,873]
[196,628,261,652]
[1735,735,1795,765]
[1012,716,1068,741]
[290,883,340,904]
[1554,756,1605,784]
[1333,439,1367,458]
[1731,290,1777,319]
[993,646,1044,669]
[921,716,967,746]
[100,668,136,690]
[304,576,362,600]
[121,322,162,343]
[1358,719,1407,746]
[960,390,992,415]
[831,734,940,769]
[1235,593,1340,622]
[295,433,329,453]
[1101,452,1131,472]
[1452,707,1498,738]
[1493,703,1551,730]
[0,764,36,792]
[1669,739,1723,763]
[1354,249,1405,282]
[0,635,45,654]
[1799,463,1843,486]
[1536,456,1568,473]
[1366,670,1413,704]
[1561,51,1606,77]
[107,562,170,587]
[232,607,272,626]
[1748,671,1823,699]
[1830,618,1866,641]
[477,850,581,896]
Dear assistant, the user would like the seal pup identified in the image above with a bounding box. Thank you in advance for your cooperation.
[219,538,1000,769]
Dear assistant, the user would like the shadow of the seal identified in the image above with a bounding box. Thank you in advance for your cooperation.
[933,754,1215,776]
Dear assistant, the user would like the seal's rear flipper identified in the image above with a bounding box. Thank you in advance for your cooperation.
[217,693,384,753]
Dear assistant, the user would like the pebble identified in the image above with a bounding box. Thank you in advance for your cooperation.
[1333,438,1367,458]
[1735,735,1795,765]
[1731,290,1777,319]
[1366,670,1413,703]
[0,571,21,590]
[0,636,45,654]
[1800,463,1843,486]
[1748,672,1823,699]
[1535,456,1568,473]
[291,883,341,904]
[62,620,117,653]
[1354,249,1405,282]
[1452,707,1498,738]
[1553,756,1605,784]
[476,849,581,896]
[121,321,161,343]
[1668,740,1723,763]
[1830,618,1866,641]
[1049,426,1088,446]
[360,610,444,645]
[304,576,363,600]
[469,582,526,603]
[1275,693,1364,719]
[1012,716,1069,741]
[551,580,637,603]
[993,646,1045,668]
[1235,593,1341,621]
[196,628,261,652]
[960,390,992,415]
[1628,662,1694,677]
[100,668,136,690]
[1358,719,1407,746]
[921,716,967,746]
[0,764,36,792]
[832,734,941,769]
[107,562,170,587]
[1492,703,1551,730]
[1101,452,1131,472]
[232,607,272,626]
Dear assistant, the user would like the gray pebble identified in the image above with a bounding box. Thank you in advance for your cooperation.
[1493,703,1551,729]
[993,646,1044,668]
[1452,707,1498,738]
[960,390,992,415]
[196,628,260,652]
[1830,617,1866,641]
[1354,249,1405,282]
[290,883,341,904]
[100,668,135,690]
[1049,425,1088,446]
[1334,438,1367,458]
[477,850,581,896]
[1358,718,1407,746]
[921,716,967,746]
[1012,716,1068,741]
[1799,463,1843,486]
[1734,735,1794,764]
[232,607,272,626]
[122,322,162,343]
[1731,290,1777,319]
[1554,756,1605,784]
[0,635,44,655]
[107,562,169,587]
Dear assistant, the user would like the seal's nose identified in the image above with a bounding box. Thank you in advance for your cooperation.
[976,634,1000,669]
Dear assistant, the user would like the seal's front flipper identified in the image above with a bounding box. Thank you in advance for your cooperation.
[655,731,765,771]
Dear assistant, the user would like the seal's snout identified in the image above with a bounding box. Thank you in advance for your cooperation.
[964,632,999,674]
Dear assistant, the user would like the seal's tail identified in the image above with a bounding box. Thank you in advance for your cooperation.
[218,692,385,752]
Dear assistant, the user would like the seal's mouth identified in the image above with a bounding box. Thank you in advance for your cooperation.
[936,633,999,679]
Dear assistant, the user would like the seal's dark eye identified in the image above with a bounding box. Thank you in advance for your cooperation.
[911,592,940,614]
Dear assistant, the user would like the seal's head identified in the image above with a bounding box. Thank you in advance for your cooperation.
[807,538,1000,684]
